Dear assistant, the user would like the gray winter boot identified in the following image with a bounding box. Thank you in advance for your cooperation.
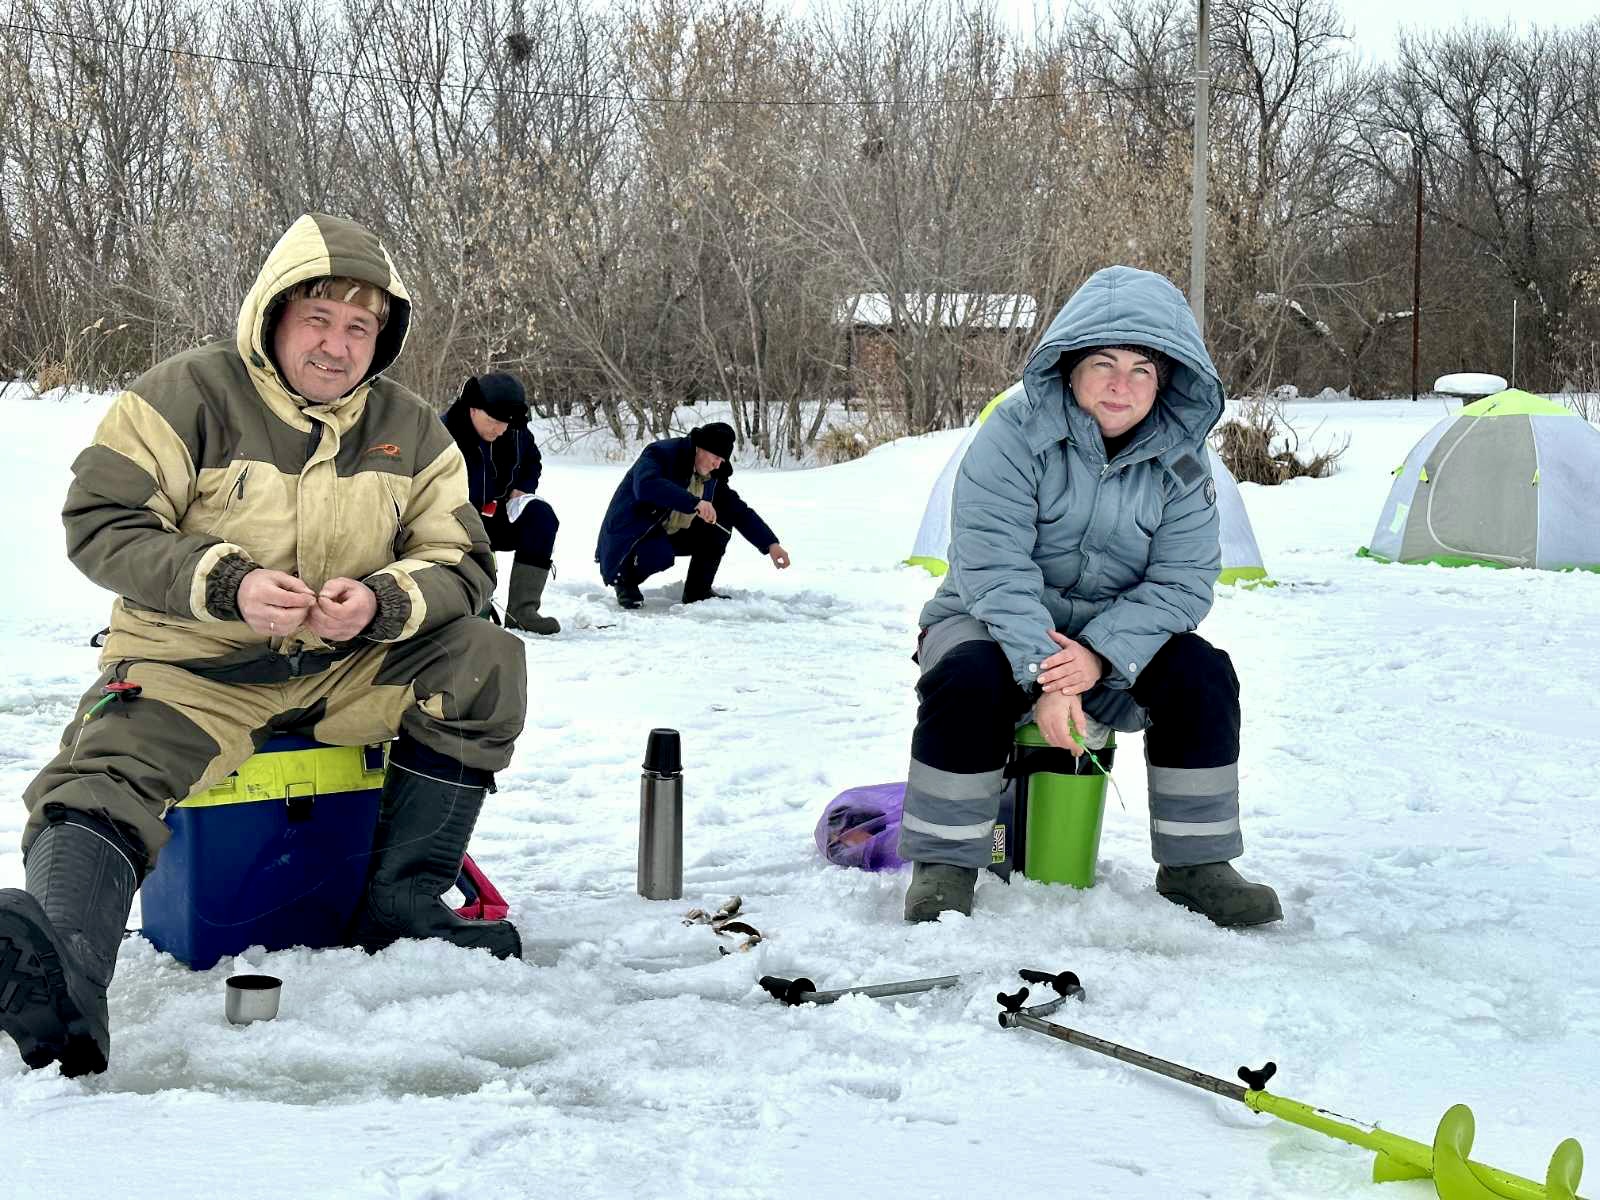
[505,563,559,635]
[0,813,140,1076]
[347,762,522,959]
[1156,862,1282,927]
[903,862,980,923]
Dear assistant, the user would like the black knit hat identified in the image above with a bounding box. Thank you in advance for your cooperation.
[690,422,735,460]
[464,373,529,425]
[1064,343,1173,390]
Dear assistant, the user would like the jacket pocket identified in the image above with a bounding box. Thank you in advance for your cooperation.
[206,462,251,535]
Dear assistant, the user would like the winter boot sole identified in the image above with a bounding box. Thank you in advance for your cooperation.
[350,901,523,960]
[506,616,560,635]
[1156,880,1284,928]
[0,893,107,1076]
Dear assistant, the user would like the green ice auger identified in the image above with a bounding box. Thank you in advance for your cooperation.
[996,999,1586,1200]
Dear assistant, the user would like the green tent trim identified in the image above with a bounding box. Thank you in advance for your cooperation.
[1219,566,1273,587]
[1459,389,1578,418]
[1357,546,1600,573]
[914,557,1271,587]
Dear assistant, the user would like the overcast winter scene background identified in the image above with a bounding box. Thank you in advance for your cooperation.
[6,0,1600,1191]
[0,386,1596,1199]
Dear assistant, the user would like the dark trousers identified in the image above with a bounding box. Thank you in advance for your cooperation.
[624,521,730,599]
[483,497,558,568]
[902,631,1244,868]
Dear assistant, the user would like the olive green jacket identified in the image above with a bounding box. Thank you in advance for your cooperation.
[69,212,493,674]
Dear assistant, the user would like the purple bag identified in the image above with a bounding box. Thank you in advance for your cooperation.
[814,782,908,872]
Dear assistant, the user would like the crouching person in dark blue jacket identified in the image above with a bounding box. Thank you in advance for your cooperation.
[901,266,1281,929]
[444,373,560,634]
[595,422,791,609]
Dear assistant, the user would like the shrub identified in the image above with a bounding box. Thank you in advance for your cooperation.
[34,361,69,394]
[815,418,903,464]
[1214,399,1346,484]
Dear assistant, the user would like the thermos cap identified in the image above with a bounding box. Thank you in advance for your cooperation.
[643,727,682,774]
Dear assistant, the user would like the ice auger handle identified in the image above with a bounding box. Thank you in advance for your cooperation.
[758,975,817,1005]
[1237,1061,1277,1091]
[1019,968,1084,999]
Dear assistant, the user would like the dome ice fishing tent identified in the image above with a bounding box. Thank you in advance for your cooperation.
[908,383,1269,585]
[1360,389,1600,571]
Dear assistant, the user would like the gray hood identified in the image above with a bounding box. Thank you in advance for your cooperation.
[1021,265,1224,461]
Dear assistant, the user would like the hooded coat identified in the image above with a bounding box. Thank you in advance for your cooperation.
[71,212,494,677]
[918,265,1224,696]
[594,435,778,584]
[441,393,543,511]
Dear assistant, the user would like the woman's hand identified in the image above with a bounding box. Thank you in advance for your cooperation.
[1035,689,1088,756]
[1037,630,1104,695]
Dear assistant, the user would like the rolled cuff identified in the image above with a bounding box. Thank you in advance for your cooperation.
[361,573,413,642]
[200,551,258,622]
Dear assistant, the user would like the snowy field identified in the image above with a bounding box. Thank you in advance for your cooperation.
[1,387,1597,1199]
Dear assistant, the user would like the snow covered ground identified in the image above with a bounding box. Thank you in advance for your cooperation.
[1,388,1597,1200]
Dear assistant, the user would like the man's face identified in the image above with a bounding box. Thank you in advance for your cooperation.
[693,447,725,475]
[469,407,510,442]
[272,296,381,403]
[1069,347,1160,438]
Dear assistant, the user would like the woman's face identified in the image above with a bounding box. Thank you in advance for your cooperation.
[1069,347,1160,438]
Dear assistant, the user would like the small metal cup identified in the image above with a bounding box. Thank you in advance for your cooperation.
[225,974,283,1025]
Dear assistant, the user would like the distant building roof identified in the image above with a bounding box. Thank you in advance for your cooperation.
[838,293,1037,330]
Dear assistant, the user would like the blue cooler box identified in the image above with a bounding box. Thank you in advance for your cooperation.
[141,734,387,970]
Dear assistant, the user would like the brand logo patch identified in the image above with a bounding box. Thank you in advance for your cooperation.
[363,442,402,459]
[1203,478,1217,506]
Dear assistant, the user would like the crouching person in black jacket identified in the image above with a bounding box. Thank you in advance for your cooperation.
[444,373,560,634]
[595,422,791,609]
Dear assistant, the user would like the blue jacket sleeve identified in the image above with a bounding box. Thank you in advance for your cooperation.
[1077,475,1219,689]
[633,443,699,513]
[947,412,1061,690]
[514,431,543,494]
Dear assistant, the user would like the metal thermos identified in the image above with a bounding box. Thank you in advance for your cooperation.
[637,728,683,900]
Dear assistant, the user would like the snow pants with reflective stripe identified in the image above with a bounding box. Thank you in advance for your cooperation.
[899,623,1244,869]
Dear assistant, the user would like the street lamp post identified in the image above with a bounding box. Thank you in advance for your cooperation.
[1408,137,1422,402]
[1387,130,1424,402]
[1189,0,1210,338]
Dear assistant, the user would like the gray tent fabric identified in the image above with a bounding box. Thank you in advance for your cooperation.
[1363,390,1600,570]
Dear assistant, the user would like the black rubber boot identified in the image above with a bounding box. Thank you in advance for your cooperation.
[347,753,521,959]
[0,813,139,1076]
[613,577,644,610]
[903,862,979,923]
[1156,862,1283,927]
[505,563,559,635]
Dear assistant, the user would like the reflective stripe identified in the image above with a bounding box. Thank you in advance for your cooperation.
[902,811,996,841]
[908,759,1006,802]
[1147,763,1238,797]
[1151,817,1241,838]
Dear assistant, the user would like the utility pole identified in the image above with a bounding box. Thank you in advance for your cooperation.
[1189,0,1210,338]
[1410,138,1422,402]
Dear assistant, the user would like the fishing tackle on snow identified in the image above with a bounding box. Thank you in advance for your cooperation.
[762,965,1084,1010]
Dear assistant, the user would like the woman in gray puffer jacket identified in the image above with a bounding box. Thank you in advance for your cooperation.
[901,265,1281,928]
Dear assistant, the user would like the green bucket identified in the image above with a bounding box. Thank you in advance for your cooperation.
[1014,722,1113,889]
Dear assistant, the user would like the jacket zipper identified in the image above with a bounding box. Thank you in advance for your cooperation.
[214,465,250,530]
